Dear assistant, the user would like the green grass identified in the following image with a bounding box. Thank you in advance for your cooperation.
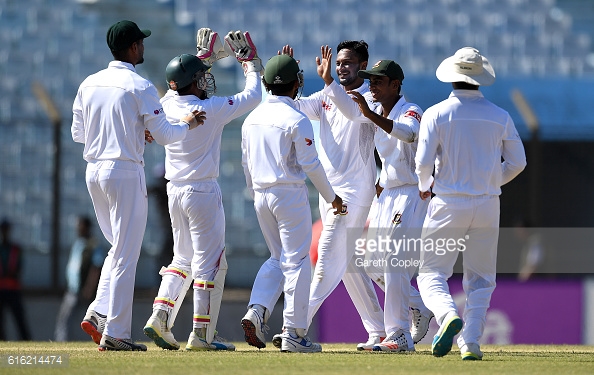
[1,342,594,375]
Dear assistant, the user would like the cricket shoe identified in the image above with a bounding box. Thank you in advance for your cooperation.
[98,335,147,351]
[185,331,236,351]
[460,343,483,361]
[431,312,463,357]
[411,307,434,344]
[80,310,106,345]
[356,334,385,351]
[280,329,322,353]
[241,307,270,349]
[372,330,415,353]
[143,311,179,350]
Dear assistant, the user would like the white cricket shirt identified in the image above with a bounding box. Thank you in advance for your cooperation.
[322,81,423,189]
[374,96,423,189]
[241,95,335,204]
[415,89,527,196]
[295,81,376,207]
[160,71,262,182]
[72,61,189,164]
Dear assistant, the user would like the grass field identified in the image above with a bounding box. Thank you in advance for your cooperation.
[1,342,594,375]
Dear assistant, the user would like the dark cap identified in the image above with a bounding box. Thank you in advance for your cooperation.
[358,60,404,81]
[106,20,151,52]
[263,55,301,85]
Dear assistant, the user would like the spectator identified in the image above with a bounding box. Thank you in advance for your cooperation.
[54,216,105,342]
[0,219,32,341]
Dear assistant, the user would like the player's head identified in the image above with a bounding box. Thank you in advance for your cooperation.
[262,54,304,99]
[165,54,215,99]
[107,20,151,65]
[436,47,495,88]
[335,40,369,90]
[77,216,93,239]
[358,60,404,101]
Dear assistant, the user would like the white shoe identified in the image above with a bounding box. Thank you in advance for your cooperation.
[185,330,236,351]
[356,335,385,351]
[241,307,270,349]
[460,343,483,360]
[280,329,322,353]
[98,335,147,351]
[410,307,434,343]
[80,310,106,345]
[143,311,180,350]
[372,329,415,352]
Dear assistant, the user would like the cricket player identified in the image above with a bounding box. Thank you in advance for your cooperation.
[73,20,204,351]
[316,47,433,352]
[143,29,263,351]
[415,47,526,360]
[269,41,386,350]
[241,54,344,353]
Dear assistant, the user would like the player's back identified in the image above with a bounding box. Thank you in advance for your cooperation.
[242,95,310,189]
[427,90,512,196]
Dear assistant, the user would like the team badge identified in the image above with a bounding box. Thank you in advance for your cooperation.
[305,138,313,146]
[392,212,402,225]
[322,101,332,111]
[372,60,383,68]
[404,110,421,123]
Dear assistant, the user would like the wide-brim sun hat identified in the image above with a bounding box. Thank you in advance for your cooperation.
[436,47,495,86]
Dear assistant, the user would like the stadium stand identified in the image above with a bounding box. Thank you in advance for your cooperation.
[0,0,593,289]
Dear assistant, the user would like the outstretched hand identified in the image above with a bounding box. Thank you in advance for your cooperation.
[347,90,372,117]
[316,45,333,86]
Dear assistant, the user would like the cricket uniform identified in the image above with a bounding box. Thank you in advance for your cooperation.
[415,89,526,348]
[153,71,261,328]
[72,60,190,339]
[324,83,431,339]
[242,94,335,331]
[295,81,384,336]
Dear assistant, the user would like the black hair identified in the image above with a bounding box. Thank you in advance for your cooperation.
[452,82,479,90]
[336,40,369,63]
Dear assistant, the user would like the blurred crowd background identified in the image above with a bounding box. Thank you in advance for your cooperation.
[1,0,594,342]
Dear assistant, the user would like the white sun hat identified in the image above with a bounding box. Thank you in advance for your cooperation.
[436,47,495,86]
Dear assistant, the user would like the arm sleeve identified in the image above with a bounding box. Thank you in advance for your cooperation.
[292,118,335,203]
[392,107,422,143]
[415,112,438,192]
[321,80,368,121]
[207,71,262,126]
[501,116,527,185]
[71,89,85,143]
[293,91,324,121]
[241,126,255,200]
[139,85,189,145]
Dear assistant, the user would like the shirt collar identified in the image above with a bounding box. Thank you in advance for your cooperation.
[108,60,137,72]
[449,89,484,99]
[268,94,297,108]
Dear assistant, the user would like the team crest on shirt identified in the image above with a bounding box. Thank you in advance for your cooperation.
[305,138,313,146]
[404,110,421,123]
[322,101,332,111]
[154,108,164,115]
[227,97,234,105]
[392,212,402,225]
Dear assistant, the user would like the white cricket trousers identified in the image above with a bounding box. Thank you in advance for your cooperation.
[308,198,385,337]
[248,184,313,330]
[364,184,430,336]
[85,160,147,339]
[417,195,499,348]
[153,180,226,326]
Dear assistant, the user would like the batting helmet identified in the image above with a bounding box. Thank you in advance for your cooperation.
[165,54,209,91]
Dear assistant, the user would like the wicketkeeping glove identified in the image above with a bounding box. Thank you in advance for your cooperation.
[196,28,231,67]
[224,30,263,74]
